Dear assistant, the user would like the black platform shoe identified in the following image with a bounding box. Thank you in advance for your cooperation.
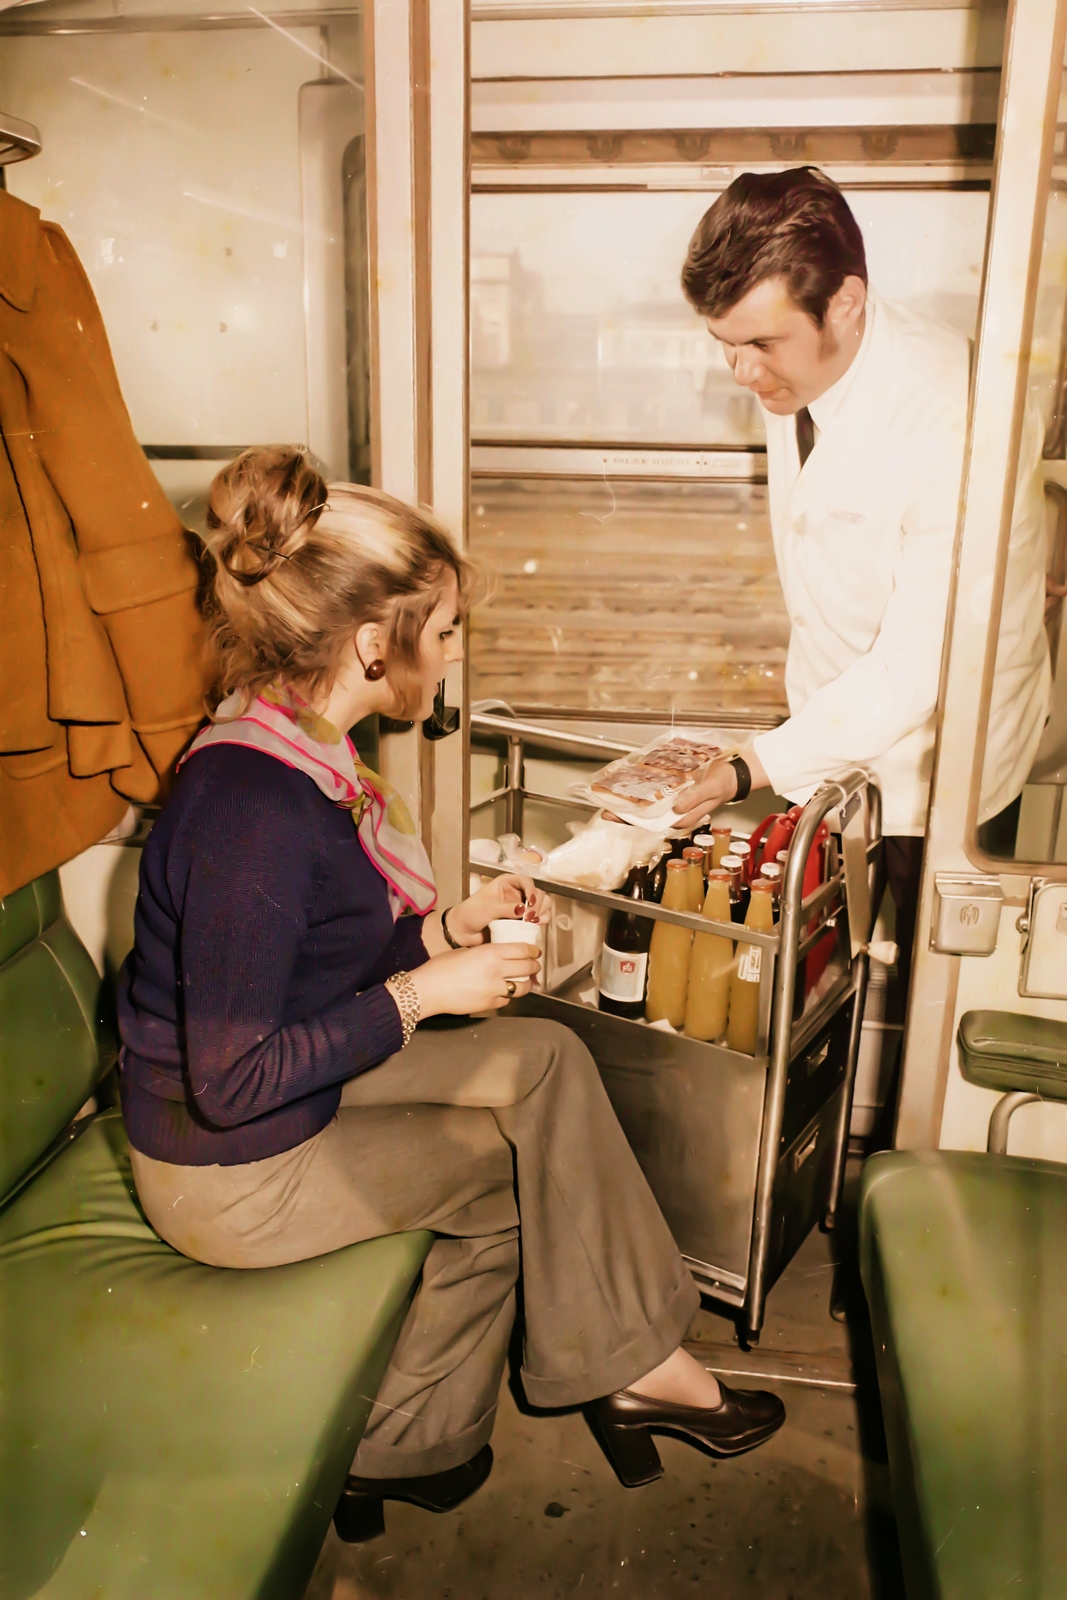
[333,1444,494,1543]
[587,1382,786,1488]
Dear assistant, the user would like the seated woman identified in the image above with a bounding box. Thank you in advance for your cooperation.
[118,446,785,1538]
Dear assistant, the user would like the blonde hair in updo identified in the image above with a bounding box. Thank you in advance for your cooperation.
[201,444,475,718]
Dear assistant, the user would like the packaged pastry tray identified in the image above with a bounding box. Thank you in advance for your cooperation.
[571,728,739,827]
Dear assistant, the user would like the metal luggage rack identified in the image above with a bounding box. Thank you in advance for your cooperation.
[470,709,883,1345]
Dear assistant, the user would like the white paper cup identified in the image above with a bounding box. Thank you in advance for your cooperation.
[488,918,543,950]
[489,917,543,993]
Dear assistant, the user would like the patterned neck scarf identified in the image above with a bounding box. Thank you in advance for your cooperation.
[183,684,436,919]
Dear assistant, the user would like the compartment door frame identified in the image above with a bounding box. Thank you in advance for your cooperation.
[365,0,471,905]
[896,0,1067,1149]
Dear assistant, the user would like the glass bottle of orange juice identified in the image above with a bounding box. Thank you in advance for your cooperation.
[645,860,692,1028]
[683,870,734,1042]
[682,846,706,911]
[726,881,775,1054]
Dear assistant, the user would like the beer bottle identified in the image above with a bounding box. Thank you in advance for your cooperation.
[726,880,775,1054]
[693,832,716,874]
[730,839,753,885]
[645,860,692,1028]
[682,846,706,911]
[683,870,734,1042]
[759,862,782,919]
[598,865,653,1020]
[721,852,748,924]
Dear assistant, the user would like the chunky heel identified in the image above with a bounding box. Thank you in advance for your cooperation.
[587,1405,663,1488]
[333,1488,386,1543]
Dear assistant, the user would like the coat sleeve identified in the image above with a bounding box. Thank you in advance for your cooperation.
[752,416,963,797]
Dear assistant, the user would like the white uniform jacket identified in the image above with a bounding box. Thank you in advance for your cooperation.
[751,289,1051,837]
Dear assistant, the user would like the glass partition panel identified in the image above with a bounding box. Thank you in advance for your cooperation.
[469,475,787,718]
[471,188,990,448]
[0,6,368,500]
[978,74,1067,864]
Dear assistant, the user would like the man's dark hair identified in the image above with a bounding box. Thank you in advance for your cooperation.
[681,167,867,328]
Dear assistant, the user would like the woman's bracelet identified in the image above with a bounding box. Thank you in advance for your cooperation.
[441,905,485,950]
[384,971,421,1048]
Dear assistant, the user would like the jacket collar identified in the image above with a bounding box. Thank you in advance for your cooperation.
[808,290,877,433]
[786,287,892,527]
[0,190,40,313]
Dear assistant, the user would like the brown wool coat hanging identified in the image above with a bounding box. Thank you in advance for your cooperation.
[0,189,208,899]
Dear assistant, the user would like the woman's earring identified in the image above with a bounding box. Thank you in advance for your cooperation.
[364,659,386,682]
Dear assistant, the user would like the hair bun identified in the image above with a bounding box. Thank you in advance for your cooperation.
[204,445,328,588]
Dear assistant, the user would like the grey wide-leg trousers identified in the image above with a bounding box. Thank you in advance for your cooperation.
[130,1017,700,1478]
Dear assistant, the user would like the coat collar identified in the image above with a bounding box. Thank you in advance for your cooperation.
[0,190,40,313]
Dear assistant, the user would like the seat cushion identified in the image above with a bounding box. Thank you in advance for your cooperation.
[0,1110,431,1600]
[0,870,111,1200]
[860,1150,1067,1600]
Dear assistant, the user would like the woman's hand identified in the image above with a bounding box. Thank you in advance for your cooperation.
[447,873,550,943]
[408,943,541,1018]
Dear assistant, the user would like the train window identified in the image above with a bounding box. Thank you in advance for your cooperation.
[470,185,990,720]
[0,0,368,525]
[471,189,989,450]
[975,72,1067,865]
[469,473,787,719]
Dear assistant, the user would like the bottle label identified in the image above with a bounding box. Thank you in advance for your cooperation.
[737,946,762,984]
[599,945,649,1001]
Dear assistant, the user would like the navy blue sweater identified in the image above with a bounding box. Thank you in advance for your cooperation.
[118,744,428,1166]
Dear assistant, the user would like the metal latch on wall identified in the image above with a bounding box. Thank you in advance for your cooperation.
[931,874,1004,956]
[1017,879,1067,1000]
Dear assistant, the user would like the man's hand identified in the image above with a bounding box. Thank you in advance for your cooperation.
[1046,573,1067,622]
[672,746,770,832]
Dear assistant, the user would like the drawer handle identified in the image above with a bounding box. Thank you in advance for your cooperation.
[794,1130,819,1172]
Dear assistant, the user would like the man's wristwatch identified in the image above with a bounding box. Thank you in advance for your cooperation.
[727,755,752,804]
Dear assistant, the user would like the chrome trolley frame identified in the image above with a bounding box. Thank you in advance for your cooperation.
[471,712,883,1345]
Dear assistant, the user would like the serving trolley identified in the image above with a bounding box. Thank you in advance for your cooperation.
[471,711,884,1347]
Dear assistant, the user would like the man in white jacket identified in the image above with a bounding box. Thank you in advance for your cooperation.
[674,167,1050,1024]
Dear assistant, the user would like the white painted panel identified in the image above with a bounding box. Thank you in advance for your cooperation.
[939,901,1067,1159]
[58,845,141,980]
[472,10,1007,77]
[1,30,317,446]
[472,71,1001,131]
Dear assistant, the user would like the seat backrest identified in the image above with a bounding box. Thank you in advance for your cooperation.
[0,871,110,1202]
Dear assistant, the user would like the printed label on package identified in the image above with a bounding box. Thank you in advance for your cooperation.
[737,946,762,984]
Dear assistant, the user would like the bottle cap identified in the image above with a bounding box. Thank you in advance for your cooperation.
[730,840,751,857]
[760,863,782,880]
[708,868,731,881]
[712,823,732,836]
[682,846,704,863]
[693,833,715,847]
[666,858,687,871]
[751,879,775,895]
[776,849,789,864]
[720,854,742,869]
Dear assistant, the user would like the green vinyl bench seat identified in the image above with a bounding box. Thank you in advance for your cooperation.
[860,1014,1067,1600]
[0,872,432,1600]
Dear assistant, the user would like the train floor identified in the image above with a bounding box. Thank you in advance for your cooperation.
[305,1159,905,1600]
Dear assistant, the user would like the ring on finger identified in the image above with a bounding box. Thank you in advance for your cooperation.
[505,979,517,998]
